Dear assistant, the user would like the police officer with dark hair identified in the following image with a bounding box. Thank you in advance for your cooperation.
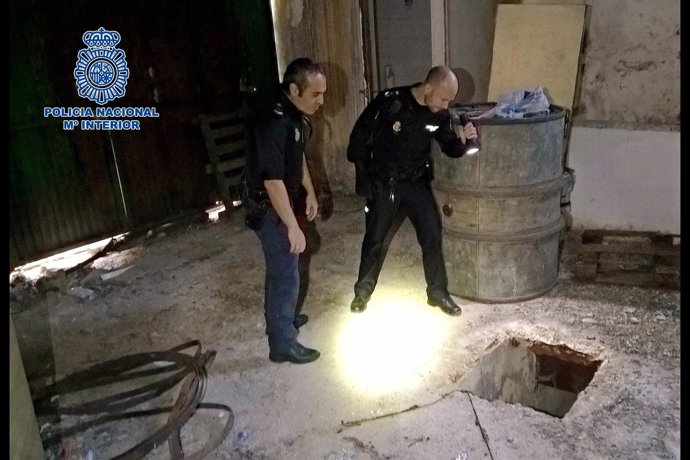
[244,57,326,364]
[347,66,477,316]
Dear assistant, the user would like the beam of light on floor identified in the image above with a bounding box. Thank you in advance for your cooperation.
[335,289,453,396]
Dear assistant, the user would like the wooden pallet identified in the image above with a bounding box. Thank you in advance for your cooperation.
[199,109,247,206]
[573,230,680,290]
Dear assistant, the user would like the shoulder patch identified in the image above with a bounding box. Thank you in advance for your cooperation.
[272,102,284,117]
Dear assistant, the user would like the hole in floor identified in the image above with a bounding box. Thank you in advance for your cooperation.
[459,337,603,418]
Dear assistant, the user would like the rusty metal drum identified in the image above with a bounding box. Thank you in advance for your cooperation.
[432,104,567,302]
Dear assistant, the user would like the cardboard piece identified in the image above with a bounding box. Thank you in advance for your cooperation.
[488,4,588,111]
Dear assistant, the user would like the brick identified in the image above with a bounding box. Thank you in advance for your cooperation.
[602,235,653,246]
[655,264,680,275]
[574,261,597,280]
[598,253,654,273]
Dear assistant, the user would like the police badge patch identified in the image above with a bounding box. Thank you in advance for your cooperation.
[392,121,401,133]
[295,127,300,142]
[74,27,129,105]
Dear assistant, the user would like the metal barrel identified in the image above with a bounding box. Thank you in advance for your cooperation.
[433,103,567,303]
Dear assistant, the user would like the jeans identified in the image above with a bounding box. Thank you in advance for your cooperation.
[255,211,299,352]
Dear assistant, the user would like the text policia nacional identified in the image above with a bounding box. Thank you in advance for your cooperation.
[44,106,160,130]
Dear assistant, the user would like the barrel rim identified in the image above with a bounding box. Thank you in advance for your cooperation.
[442,217,564,242]
[449,279,559,304]
[449,103,566,125]
[433,174,567,198]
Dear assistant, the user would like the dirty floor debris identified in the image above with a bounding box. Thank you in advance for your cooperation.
[11,193,680,459]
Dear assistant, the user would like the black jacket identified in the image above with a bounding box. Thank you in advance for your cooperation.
[347,85,467,186]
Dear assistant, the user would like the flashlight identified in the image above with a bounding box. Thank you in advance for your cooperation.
[458,113,480,155]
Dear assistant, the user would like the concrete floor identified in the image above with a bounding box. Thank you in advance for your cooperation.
[11,193,680,459]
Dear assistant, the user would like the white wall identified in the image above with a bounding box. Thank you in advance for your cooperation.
[568,127,680,234]
[567,0,679,233]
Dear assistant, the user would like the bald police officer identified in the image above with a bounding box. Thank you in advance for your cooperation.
[347,66,477,316]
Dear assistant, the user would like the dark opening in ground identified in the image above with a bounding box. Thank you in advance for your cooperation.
[459,337,603,418]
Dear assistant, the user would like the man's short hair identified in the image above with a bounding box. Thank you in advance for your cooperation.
[281,58,326,94]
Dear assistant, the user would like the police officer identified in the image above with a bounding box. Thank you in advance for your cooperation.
[244,58,326,364]
[347,66,477,316]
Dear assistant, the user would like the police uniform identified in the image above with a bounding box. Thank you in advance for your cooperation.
[245,92,310,210]
[244,91,312,354]
[347,84,470,307]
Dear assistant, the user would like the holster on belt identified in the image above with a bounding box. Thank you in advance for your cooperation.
[243,188,271,231]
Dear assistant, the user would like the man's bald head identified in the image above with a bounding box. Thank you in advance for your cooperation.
[419,66,459,112]
[424,66,459,90]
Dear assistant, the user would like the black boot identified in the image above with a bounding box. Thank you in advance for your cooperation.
[269,342,320,364]
[294,314,309,328]
[350,295,370,313]
[427,293,462,316]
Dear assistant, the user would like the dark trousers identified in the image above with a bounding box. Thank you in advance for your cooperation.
[256,211,299,352]
[354,179,449,299]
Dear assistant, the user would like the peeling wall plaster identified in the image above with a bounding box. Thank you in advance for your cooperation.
[289,0,304,28]
[578,0,679,127]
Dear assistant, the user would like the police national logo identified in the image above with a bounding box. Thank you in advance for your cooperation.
[74,27,129,105]
[46,28,156,131]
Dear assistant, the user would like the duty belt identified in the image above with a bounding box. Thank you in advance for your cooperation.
[382,164,428,182]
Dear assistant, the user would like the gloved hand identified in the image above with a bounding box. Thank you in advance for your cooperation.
[318,187,334,221]
[354,162,373,200]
